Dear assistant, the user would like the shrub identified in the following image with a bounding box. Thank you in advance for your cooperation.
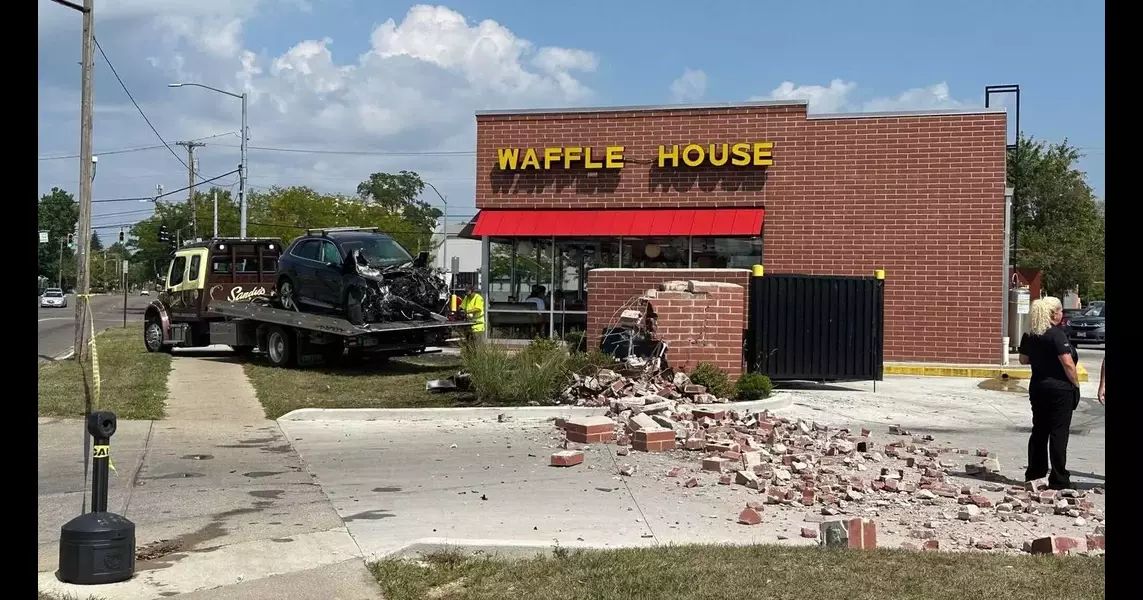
[460,339,568,405]
[563,331,587,353]
[689,362,732,399]
[736,372,773,401]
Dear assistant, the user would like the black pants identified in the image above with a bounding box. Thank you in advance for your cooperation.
[1025,385,1077,488]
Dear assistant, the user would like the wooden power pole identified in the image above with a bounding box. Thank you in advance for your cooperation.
[176,140,205,239]
[74,0,96,418]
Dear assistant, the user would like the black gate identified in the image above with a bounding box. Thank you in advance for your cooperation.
[745,273,884,382]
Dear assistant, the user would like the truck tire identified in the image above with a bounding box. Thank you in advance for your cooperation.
[144,317,171,353]
[264,325,297,368]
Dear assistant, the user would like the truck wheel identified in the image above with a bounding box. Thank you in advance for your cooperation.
[144,318,170,353]
[264,325,297,368]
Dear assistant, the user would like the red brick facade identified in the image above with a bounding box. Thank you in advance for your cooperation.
[586,268,750,375]
[475,102,1008,364]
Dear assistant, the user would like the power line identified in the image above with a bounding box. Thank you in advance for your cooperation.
[208,143,474,157]
[37,132,236,161]
[90,168,241,203]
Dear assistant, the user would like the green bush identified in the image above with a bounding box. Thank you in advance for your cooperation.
[688,362,733,399]
[735,371,773,401]
[563,331,587,353]
[460,339,569,405]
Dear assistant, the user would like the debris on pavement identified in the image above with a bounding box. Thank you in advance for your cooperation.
[546,403,1106,555]
[550,450,584,467]
[558,357,733,407]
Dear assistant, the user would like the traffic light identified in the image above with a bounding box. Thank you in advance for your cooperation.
[157,224,170,244]
[118,229,125,243]
[67,233,74,250]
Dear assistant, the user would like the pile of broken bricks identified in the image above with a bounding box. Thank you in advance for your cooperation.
[547,405,1106,556]
[559,359,731,407]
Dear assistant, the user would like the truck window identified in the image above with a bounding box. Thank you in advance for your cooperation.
[169,256,187,287]
[212,259,231,274]
[189,255,201,281]
[262,257,278,272]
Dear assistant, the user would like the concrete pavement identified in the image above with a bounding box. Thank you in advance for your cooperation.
[38,348,383,600]
[276,373,1105,561]
[38,292,151,360]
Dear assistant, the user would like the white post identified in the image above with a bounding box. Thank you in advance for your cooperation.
[1002,186,1014,363]
[213,190,219,238]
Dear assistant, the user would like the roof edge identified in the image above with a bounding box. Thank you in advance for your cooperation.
[475,99,808,117]
[808,107,1008,120]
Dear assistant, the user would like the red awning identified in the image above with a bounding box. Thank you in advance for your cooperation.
[471,208,764,237]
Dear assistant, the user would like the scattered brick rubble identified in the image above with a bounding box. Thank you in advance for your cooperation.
[560,358,732,407]
[552,403,1106,555]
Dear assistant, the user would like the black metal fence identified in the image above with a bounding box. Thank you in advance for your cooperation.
[745,273,884,382]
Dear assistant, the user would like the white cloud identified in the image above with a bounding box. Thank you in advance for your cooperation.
[753,79,967,114]
[669,68,707,103]
[37,3,599,227]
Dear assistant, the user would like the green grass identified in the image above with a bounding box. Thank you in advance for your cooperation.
[370,545,1104,600]
[37,325,170,420]
[245,355,468,419]
[39,591,106,600]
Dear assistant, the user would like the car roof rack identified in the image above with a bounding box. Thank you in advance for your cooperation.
[305,227,381,236]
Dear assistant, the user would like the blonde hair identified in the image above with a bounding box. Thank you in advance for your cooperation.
[1028,296,1063,335]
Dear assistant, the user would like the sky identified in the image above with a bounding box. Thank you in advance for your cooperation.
[37,1,1105,240]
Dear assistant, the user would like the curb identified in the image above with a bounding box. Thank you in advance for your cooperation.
[277,394,792,422]
[884,364,1089,382]
[375,537,656,561]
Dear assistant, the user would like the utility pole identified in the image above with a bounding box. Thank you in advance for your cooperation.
[212,190,219,238]
[57,0,96,419]
[176,140,205,239]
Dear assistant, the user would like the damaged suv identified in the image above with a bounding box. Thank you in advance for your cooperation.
[276,227,448,325]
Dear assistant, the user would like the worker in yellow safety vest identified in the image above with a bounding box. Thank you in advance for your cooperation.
[459,284,485,339]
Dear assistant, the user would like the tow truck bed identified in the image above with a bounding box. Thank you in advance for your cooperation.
[207,301,472,337]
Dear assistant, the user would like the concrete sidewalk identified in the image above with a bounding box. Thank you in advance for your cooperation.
[38,348,383,600]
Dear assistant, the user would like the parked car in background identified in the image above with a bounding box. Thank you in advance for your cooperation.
[40,288,67,308]
[1065,303,1105,345]
[1061,308,1084,327]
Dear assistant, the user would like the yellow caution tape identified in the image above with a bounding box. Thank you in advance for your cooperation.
[89,314,100,410]
[92,444,116,472]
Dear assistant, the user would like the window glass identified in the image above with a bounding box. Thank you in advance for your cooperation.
[339,237,412,265]
[623,237,689,268]
[691,237,763,269]
[262,257,278,273]
[169,256,187,286]
[188,255,201,281]
[293,240,322,261]
[321,241,342,264]
[212,259,232,274]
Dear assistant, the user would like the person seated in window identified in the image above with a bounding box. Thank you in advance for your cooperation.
[524,285,546,310]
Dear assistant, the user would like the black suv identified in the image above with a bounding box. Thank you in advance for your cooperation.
[276,228,446,325]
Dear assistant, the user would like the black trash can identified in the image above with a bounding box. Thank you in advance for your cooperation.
[58,511,136,585]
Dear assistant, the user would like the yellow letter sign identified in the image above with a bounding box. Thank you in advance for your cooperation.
[496,146,625,170]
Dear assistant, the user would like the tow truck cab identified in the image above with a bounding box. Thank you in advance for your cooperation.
[143,238,283,352]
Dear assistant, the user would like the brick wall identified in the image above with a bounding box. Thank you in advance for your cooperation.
[646,280,746,378]
[587,268,751,376]
[477,103,1007,364]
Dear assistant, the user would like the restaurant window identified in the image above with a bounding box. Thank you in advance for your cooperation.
[623,237,689,268]
[691,237,763,269]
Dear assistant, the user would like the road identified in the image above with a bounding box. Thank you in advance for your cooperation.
[37,292,152,360]
[1075,345,1104,382]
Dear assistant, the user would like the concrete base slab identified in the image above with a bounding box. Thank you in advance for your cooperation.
[38,527,362,600]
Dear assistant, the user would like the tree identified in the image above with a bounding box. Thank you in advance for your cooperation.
[38,187,78,287]
[356,171,443,252]
[1008,135,1105,296]
[89,231,103,252]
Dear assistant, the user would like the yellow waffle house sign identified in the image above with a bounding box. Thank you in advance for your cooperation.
[495,142,774,170]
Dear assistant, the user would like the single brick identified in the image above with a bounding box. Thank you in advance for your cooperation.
[738,507,762,525]
[550,450,584,467]
[1028,536,1082,555]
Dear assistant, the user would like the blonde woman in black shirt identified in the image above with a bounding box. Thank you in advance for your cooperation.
[1018,296,1080,490]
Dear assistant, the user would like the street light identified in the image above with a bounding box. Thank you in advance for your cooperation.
[168,82,248,238]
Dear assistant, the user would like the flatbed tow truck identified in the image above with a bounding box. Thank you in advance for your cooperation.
[143,236,472,367]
